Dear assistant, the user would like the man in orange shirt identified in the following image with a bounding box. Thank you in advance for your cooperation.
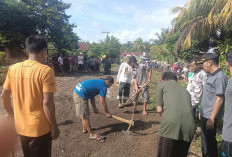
[1,35,60,157]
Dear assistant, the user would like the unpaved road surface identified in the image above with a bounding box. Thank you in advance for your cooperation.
[0,67,200,157]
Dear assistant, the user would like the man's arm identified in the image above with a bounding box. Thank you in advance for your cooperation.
[156,106,163,117]
[90,97,98,113]
[116,64,123,83]
[43,92,60,139]
[147,69,152,83]
[99,96,111,118]
[133,78,139,90]
[206,95,224,130]
[1,89,13,118]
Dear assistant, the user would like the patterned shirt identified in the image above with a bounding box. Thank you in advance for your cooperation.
[187,68,207,107]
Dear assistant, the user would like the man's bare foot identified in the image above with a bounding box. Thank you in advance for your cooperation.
[143,111,148,115]
[83,127,88,134]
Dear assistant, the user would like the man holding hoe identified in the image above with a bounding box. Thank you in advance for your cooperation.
[128,56,152,115]
[73,76,114,140]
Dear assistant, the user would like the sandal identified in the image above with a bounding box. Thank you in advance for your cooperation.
[90,134,106,141]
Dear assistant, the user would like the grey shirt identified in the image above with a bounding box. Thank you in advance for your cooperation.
[200,69,227,119]
[222,77,232,142]
[132,64,150,87]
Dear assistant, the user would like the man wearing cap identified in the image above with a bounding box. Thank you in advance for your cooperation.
[199,53,227,157]
[116,55,133,108]
[128,56,152,115]
[73,76,113,140]
[221,49,232,157]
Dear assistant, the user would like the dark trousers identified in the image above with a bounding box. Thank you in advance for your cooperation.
[200,116,218,157]
[117,82,130,100]
[155,136,191,157]
[221,140,232,157]
[192,105,198,120]
[20,132,51,157]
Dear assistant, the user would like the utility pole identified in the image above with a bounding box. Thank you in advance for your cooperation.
[102,31,110,37]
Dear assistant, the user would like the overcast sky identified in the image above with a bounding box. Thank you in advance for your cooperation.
[63,0,187,43]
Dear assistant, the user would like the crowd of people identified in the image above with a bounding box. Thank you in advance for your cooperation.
[50,52,102,75]
[1,35,232,157]
[156,52,232,157]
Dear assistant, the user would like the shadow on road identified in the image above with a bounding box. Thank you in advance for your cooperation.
[94,120,160,136]
[58,120,74,126]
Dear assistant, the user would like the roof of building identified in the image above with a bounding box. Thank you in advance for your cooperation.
[78,42,89,51]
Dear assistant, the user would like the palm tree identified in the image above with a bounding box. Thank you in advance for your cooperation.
[172,0,232,53]
[134,37,144,52]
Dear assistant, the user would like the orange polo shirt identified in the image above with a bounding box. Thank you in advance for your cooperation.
[3,60,56,137]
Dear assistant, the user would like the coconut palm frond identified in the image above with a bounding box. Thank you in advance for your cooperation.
[217,0,232,27]
[170,6,185,14]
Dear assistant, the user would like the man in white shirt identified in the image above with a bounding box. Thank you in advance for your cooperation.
[116,55,132,108]
[78,53,84,72]
[58,54,64,66]
[58,53,64,75]
[187,57,207,119]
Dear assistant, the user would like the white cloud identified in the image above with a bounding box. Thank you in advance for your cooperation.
[132,8,174,29]
[113,28,145,43]
[64,0,186,43]
[114,6,127,14]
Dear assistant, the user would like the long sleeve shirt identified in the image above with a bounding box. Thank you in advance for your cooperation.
[117,62,132,83]
[187,68,207,107]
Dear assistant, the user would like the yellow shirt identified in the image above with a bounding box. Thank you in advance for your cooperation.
[3,60,56,137]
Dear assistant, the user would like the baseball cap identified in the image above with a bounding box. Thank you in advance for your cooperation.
[126,54,130,58]
[197,53,219,64]
[103,76,114,84]
[128,56,137,63]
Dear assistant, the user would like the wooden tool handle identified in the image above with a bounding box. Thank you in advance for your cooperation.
[112,115,134,126]
[99,113,134,126]
[125,81,150,104]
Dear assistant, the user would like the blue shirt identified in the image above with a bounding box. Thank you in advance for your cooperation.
[74,79,107,99]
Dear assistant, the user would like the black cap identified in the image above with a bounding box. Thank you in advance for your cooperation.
[128,56,137,63]
[197,53,219,64]
[103,76,114,84]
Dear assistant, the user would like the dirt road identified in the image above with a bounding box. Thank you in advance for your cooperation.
[0,67,201,157]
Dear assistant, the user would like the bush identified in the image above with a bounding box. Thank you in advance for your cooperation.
[0,51,5,65]
[0,51,7,85]
[218,39,232,77]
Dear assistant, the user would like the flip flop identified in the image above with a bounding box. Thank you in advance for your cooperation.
[90,134,107,141]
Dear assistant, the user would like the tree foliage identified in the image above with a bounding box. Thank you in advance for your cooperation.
[0,0,79,57]
[100,35,121,62]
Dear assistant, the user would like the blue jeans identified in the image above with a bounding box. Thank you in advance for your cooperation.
[222,140,232,157]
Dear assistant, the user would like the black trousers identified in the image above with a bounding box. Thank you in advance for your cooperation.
[200,116,218,157]
[20,132,51,157]
[155,136,191,157]
[117,82,130,100]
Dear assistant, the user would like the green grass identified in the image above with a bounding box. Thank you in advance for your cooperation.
[0,65,8,85]
[111,63,117,68]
